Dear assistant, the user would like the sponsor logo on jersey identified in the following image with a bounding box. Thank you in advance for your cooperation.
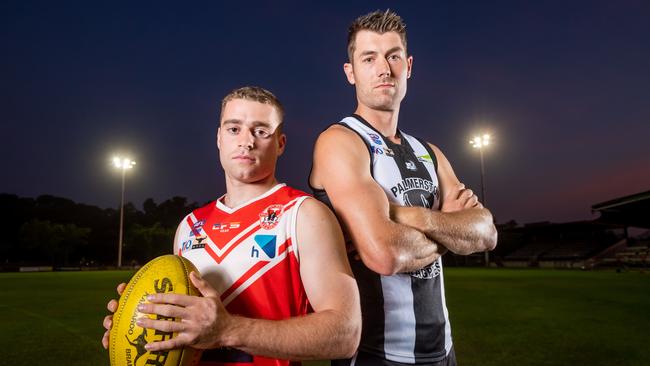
[390,178,439,209]
[181,239,192,251]
[368,133,383,145]
[409,260,441,279]
[212,222,239,233]
[417,154,433,164]
[405,160,417,171]
[251,235,277,259]
[371,145,384,155]
[190,219,205,237]
[259,204,283,230]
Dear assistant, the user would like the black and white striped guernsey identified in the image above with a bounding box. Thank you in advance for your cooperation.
[312,114,453,364]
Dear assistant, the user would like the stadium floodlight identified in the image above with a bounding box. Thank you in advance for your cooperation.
[470,133,491,267]
[112,156,136,268]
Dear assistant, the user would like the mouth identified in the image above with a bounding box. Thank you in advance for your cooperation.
[233,154,255,162]
[375,83,395,89]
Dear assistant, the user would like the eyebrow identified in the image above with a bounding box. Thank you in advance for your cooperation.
[222,119,273,128]
[358,46,405,58]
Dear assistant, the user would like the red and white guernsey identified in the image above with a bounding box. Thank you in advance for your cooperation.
[175,184,311,366]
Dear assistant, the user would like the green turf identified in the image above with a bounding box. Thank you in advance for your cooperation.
[444,268,650,366]
[0,268,648,365]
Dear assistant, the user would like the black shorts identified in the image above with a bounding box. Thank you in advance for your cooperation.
[331,346,457,366]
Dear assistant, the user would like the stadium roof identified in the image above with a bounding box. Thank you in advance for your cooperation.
[592,190,650,228]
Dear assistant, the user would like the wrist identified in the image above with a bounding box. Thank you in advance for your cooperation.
[219,314,246,348]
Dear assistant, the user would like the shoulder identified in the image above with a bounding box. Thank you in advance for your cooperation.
[280,185,311,200]
[316,124,367,151]
[295,197,339,228]
[313,124,371,167]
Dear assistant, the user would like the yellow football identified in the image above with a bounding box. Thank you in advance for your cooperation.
[109,255,203,366]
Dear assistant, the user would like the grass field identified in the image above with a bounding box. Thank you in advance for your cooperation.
[0,268,648,366]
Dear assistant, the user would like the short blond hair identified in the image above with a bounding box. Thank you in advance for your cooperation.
[220,86,285,129]
[347,10,408,61]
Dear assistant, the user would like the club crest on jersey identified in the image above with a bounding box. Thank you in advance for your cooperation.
[409,260,441,279]
[405,160,417,171]
[259,204,283,230]
[368,133,383,145]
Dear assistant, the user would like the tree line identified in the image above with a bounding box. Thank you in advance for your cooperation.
[0,193,200,269]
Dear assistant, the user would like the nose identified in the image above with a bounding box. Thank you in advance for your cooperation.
[377,57,391,78]
[238,129,255,150]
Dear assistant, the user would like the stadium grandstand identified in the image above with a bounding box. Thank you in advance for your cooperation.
[446,190,650,269]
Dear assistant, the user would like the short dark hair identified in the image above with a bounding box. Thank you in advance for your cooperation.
[347,9,408,61]
[220,86,284,133]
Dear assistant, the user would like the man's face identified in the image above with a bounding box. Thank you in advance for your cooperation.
[344,30,413,111]
[217,98,286,184]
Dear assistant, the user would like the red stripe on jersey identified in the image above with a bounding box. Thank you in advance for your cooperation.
[186,216,202,237]
[226,250,308,320]
[220,260,269,301]
[202,222,260,264]
[213,187,302,227]
[219,238,291,301]
[199,198,300,265]
[277,238,291,256]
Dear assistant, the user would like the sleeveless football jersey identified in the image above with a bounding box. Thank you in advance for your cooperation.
[312,115,453,364]
[175,184,310,366]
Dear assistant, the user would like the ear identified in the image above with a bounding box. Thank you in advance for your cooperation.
[407,55,413,79]
[343,62,355,85]
[277,133,287,156]
[216,127,221,150]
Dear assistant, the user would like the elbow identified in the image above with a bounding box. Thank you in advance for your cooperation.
[481,221,498,252]
[339,319,361,358]
[361,249,402,276]
[356,236,403,276]
[475,209,497,252]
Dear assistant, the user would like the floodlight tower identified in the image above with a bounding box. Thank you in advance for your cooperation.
[470,134,491,266]
[112,156,136,268]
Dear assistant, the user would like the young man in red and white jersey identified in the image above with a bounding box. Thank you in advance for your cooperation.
[102,86,361,365]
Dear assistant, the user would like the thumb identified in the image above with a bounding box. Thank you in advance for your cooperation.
[189,271,219,298]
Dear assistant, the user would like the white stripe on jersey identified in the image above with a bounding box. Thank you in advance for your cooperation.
[381,274,416,364]
[222,246,293,306]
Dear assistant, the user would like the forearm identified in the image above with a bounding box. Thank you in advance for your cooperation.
[393,206,497,255]
[223,309,359,360]
[384,222,447,273]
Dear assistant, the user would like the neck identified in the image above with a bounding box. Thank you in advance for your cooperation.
[354,103,401,142]
[222,174,279,208]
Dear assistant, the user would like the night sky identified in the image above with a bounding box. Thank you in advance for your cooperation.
[2,1,649,224]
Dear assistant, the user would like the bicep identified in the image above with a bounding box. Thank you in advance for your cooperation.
[296,199,359,314]
[314,128,395,251]
[430,144,463,201]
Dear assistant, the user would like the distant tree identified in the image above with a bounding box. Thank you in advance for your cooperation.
[123,222,175,264]
[19,219,90,266]
[140,196,198,228]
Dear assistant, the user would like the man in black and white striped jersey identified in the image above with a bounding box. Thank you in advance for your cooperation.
[310,10,498,366]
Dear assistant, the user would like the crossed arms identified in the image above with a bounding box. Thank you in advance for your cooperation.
[310,125,497,276]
